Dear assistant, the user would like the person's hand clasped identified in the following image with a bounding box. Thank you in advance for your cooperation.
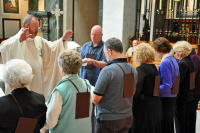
[87,58,94,65]
[19,28,32,43]
[62,30,73,41]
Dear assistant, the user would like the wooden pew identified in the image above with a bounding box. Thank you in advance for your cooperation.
[127,56,161,68]
[138,40,200,56]
[128,41,200,68]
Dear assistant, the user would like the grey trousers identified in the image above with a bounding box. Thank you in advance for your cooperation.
[95,116,133,133]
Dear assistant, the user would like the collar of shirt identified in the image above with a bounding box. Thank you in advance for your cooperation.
[161,54,172,63]
[11,87,29,94]
[62,74,72,80]
[89,40,103,48]
[107,58,128,66]
[190,49,196,55]
[27,38,34,41]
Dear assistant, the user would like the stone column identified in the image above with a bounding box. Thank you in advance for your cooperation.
[102,0,136,53]
[63,0,99,46]
[46,0,63,41]
[99,0,103,27]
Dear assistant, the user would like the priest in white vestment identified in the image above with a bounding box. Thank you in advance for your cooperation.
[0,15,78,100]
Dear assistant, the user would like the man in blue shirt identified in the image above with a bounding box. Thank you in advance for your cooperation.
[80,25,107,133]
[80,25,107,86]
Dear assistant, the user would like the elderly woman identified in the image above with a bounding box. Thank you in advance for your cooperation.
[173,41,195,133]
[45,50,92,133]
[152,37,179,133]
[0,59,47,132]
[132,43,162,133]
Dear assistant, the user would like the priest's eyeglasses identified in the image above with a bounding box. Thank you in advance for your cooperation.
[30,26,40,30]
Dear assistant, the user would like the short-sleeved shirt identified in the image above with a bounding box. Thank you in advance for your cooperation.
[80,40,107,86]
[93,58,138,121]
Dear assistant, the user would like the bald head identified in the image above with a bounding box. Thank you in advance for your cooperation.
[90,25,103,46]
[91,25,102,33]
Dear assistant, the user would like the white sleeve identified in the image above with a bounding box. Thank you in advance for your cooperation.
[44,91,63,129]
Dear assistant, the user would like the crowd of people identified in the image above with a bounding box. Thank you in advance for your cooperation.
[0,14,200,133]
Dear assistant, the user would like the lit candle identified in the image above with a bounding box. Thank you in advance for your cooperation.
[169,0,172,10]
[194,0,197,10]
[159,0,162,10]
[141,0,145,15]
[183,0,186,10]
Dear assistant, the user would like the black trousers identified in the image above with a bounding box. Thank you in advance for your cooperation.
[92,103,96,133]
[161,97,176,133]
[95,116,133,133]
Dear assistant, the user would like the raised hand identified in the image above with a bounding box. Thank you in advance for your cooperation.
[19,28,32,43]
[62,30,73,41]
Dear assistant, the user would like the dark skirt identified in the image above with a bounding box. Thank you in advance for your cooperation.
[132,95,162,133]
[132,122,161,133]
[160,97,176,133]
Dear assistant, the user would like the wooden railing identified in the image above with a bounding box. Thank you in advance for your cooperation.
[138,41,200,56]
[127,41,200,68]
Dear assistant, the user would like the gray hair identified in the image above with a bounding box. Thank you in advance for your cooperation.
[104,37,123,53]
[23,15,38,27]
[173,41,192,55]
[58,50,82,74]
[3,59,33,87]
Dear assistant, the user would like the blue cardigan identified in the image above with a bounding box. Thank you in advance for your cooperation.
[159,56,179,97]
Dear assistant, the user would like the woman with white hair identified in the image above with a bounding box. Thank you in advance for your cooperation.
[0,59,47,132]
[173,41,195,133]
[45,50,92,133]
[132,43,162,133]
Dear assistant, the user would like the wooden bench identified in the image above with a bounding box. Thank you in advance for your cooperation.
[138,41,200,56]
[127,56,161,68]
[128,40,200,68]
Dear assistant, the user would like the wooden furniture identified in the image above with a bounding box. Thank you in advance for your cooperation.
[163,19,200,44]
[127,40,200,68]
[138,40,200,56]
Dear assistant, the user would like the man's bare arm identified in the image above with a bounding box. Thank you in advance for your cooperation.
[87,58,107,68]
[91,93,102,105]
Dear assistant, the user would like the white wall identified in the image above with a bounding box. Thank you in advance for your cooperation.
[102,0,124,41]
[102,0,135,53]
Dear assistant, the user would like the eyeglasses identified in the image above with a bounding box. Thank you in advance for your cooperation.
[31,26,40,30]
[175,51,182,54]
[28,24,40,30]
